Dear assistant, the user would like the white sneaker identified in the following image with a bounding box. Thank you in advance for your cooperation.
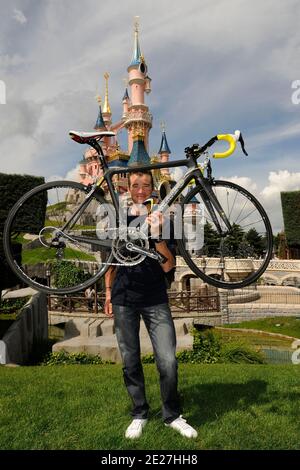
[165,416,198,438]
[125,418,148,439]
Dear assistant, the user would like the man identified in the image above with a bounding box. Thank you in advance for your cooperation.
[85,286,95,312]
[104,170,197,440]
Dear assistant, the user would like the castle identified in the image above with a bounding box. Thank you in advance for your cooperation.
[78,19,172,196]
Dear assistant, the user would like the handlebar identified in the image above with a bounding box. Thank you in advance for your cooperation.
[187,130,248,160]
[213,130,248,158]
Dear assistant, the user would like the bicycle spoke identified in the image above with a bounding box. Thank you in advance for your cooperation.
[4,181,114,294]
[178,180,273,289]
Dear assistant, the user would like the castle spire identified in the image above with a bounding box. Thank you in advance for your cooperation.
[158,124,171,154]
[102,72,111,114]
[123,88,129,101]
[129,16,142,66]
[125,18,152,155]
[94,97,107,130]
[158,123,171,177]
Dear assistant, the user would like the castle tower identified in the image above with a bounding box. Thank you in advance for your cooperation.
[128,127,150,166]
[78,20,174,191]
[122,88,130,119]
[158,124,171,177]
[124,17,152,160]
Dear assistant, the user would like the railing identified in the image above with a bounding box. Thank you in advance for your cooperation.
[48,290,220,315]
[168,290,220,314]
[261,348,294,364]
[48,294,105,314]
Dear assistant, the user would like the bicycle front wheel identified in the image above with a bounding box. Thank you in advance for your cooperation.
[3,180,114,294]
[177,180,273,289]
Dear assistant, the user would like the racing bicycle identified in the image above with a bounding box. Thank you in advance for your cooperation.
[3,129,273,294]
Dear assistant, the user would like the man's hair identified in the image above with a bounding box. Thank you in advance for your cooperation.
[128,170,154,189]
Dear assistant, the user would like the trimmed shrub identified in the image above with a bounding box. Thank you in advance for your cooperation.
[220,340,265,364]
[0,173,45,293]
[281,191,300,247]
[42,350,114,365]
[141,329,265,365]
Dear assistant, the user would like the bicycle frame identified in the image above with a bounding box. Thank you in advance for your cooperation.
[60,150,232,248]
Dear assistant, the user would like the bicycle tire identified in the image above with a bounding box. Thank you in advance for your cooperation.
[3,180,114,294]
[177,179,273,289]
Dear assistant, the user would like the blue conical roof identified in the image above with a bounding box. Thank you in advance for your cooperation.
[158,131,171,154]
[128,138,150,166]
[129,29,142,67]
[94,105,107,130]
[123,88,129,101]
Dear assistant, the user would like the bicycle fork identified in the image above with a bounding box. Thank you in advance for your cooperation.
[196,178,232,236]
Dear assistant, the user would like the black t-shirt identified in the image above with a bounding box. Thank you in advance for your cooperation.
[111,214,176,308]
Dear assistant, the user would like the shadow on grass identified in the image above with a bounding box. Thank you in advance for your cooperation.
[180,380,268,424]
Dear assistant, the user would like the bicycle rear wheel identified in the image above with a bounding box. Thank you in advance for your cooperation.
[177,180,273,289]
[3,180,114,294]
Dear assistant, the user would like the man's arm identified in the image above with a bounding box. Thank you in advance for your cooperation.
[104,266,117,316]
[147,211,176,273]
[155,240,176,273]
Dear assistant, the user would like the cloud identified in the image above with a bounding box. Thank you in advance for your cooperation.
[0,54,26,68]
[0,0,299,240]
[220,171,300,234]
[219,176,258,194]
[46,165,80,183]
[247,122,300,151]
[258,170,300,233]
[261,170,300,199]
[12,8,27,25]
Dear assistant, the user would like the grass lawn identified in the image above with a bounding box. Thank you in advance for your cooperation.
[215,329,295,350]
[22,246,96,264]
[222,317,300,339]
[0,363,299,450]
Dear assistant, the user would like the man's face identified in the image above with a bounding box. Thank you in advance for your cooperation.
[129,174,153,204]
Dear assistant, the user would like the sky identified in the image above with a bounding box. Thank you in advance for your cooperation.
[1,0,300,234]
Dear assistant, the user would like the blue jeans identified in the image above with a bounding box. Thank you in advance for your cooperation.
[113,303,181,423]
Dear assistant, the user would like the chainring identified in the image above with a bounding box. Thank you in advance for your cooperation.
[112,227,149,266]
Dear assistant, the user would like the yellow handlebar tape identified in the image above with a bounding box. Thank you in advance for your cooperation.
[213,134,237,159]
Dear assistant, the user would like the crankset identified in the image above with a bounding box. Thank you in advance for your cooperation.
[126,242,167,264]
[111,227,149,266]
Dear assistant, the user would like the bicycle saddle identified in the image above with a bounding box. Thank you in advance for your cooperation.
[69,130,115,144]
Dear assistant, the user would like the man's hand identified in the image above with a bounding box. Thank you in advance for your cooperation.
[146,211,163,240]
[104,267,116,317]
[104,293,113,317]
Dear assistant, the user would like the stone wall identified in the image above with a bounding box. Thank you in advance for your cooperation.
[226,304,300,324]
[0,293,48,365]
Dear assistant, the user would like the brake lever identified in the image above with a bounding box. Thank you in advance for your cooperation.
[238,132,248,156]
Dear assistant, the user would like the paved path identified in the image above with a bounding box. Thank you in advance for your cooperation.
[2,287,37,299]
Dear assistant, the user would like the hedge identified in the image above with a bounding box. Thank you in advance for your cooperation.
[0,173,45,292]
[281,191,300,247]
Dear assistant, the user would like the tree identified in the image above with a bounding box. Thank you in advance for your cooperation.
[277,231,288,259]
[51,260,89,289]
[281,191,300,258]
[203,222,220,256]
[223,223,244,257]
[245,228,265,257]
